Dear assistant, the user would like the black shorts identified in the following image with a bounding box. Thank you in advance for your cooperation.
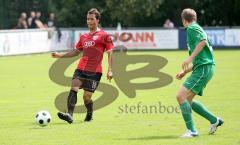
[72,69,102,93]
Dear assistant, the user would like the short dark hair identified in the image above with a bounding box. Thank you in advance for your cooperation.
[88,8,101,20]
[181,8,197,22]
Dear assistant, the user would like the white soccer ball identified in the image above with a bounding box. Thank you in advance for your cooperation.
[35,110,51,127]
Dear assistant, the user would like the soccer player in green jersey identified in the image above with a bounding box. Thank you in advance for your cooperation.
[176,8,224,138]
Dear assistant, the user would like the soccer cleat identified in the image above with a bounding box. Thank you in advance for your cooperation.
[57,112,73,124]
[181,130,198,138]
[209,117,224,134]
[84,112,93,122]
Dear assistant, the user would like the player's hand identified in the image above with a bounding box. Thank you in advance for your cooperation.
[107,70,113,82]
[182,57,192,71]
[176,70,186,80]
[51,52,62,58]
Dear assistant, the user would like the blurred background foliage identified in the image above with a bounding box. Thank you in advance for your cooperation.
[0,0,239,29]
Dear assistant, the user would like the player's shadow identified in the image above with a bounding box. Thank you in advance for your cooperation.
[28,121,85,129]
[117,135,178,140]
[29,127,51,130]
[51,121,85,125]
[27,123,52,129]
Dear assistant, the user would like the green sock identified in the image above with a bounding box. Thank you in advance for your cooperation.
[180,100,197,132]
[191,100,217,124]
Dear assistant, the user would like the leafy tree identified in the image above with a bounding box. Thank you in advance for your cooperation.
[105,0,164,27]
[0,0,240,29]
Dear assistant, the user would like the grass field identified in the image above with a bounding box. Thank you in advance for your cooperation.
[0,50,240,145]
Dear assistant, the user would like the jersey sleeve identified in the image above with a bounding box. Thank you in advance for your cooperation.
[104,33,114,52]
[187,27,207,45]
[75,36,83,51]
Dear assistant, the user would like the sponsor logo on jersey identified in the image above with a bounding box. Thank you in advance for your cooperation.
[84,41,95,47]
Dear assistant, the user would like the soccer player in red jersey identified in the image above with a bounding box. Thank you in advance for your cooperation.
[52,8,113,123]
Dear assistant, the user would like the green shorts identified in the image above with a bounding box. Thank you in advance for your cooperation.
[183,64,215,96]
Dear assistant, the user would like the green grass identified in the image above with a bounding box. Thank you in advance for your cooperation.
[0,50,240,145]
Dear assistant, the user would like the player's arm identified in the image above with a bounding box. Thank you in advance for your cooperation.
[177,40,205,80]
[51,49,80,58]
[107,50,113,81]
[182,40,206,71]
[176,65,193,80]
[104,33,114,81]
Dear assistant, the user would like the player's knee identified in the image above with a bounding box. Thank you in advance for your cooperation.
[83,96,91,102]
[176,92,183,100]
[71,87,78,92]
[176,94,181,101]
[71,79,81,87]
[176,93,186,104]
[83,92,92,101]
[187,97,193,104]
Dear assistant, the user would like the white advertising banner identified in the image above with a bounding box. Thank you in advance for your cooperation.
[1,28,239,56]
[0,30,49,56]
[74,29,179,50]
[49,30,73,51]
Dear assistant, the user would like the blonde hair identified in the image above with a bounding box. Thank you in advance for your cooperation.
[181,8,197,22]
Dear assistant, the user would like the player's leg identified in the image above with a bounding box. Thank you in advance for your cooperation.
[83,90,94,121]
[191,100,223,134]
[176,86,198,138]
[58,69,84,123]
[191,98,217,124]
[188,65,223,134]
[67,78,82,116]
[81,72,102,121]
[191,98,224,134]
[57,78,82,123]
[191,99,223,135]
[187,92,219,126]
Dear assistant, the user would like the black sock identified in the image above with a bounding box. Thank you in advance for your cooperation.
[84,100,93,113]
[67,90,77,116]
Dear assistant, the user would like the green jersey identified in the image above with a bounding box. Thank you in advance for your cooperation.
[186,22,215,70]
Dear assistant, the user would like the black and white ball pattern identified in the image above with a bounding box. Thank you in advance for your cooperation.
[35,111,51,127]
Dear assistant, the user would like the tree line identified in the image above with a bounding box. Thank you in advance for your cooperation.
[0,0,239,29]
